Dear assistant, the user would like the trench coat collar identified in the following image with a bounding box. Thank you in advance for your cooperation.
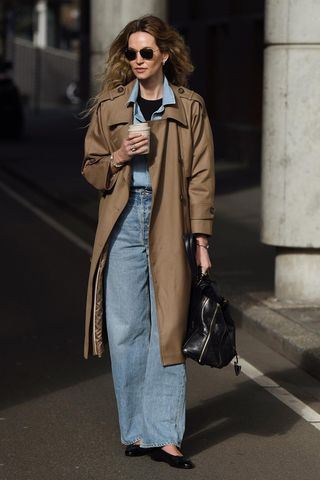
[101,80,188,128]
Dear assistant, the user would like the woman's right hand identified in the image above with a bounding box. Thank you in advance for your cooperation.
[116,133,149,163]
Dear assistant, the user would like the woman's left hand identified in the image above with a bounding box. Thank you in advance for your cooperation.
[195,235,212,274]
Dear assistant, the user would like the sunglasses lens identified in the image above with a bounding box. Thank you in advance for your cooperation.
[140,48,154,60]
[124,49,136,61]
[124,48,154,61]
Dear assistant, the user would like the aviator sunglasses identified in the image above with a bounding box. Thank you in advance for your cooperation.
[124,47,159,61]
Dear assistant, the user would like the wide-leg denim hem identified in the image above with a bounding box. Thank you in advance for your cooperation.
[140,441,182,448]
[121,437,142,446]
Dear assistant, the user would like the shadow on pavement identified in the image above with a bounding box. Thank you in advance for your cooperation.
[184,366,301,457]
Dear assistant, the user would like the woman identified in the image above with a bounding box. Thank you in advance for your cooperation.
[82,15,215,469]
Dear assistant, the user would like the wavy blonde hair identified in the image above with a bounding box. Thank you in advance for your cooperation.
[87,15,194,113]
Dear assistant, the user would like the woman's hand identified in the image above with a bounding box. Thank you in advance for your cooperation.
[109,133,149,176]
[116,133,149,163]
[195,235,212,274]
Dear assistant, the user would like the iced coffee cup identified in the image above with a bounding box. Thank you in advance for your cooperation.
[128,122,150,154]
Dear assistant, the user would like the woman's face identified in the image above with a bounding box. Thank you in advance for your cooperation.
[127,32,168,83]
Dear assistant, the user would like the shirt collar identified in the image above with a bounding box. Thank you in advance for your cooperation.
[127,75,176,106]
[127,79,139,104]
[162,76,176,106]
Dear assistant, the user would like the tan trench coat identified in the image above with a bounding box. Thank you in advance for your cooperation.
[82,80,215,366]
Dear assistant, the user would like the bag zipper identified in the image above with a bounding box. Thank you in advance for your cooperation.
[198,302,220,363]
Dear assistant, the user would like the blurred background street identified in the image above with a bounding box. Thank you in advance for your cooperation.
[1,1,320,479]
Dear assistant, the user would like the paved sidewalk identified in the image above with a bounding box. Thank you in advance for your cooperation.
[212,184,320,381]
[1,107,319,381]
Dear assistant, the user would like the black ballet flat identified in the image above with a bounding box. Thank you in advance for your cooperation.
[125,444,155,457]
[150,448,195,469]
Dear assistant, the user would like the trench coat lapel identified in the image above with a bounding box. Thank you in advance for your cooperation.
[148,119,168,195]
[148,95,188,198]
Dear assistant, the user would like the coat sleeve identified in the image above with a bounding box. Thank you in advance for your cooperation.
[188,99,215,236]
[81,104,119,192]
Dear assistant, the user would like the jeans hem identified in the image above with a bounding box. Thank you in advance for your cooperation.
[140,441,182,448]
[121,437,142,446]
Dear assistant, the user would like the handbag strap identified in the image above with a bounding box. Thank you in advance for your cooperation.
[184,232,198,280]
[176,123,199,282]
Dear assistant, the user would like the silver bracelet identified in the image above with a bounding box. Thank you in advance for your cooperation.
[196,243,209,250]
[110,153,125,169]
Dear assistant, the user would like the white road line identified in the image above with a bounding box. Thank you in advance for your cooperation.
[2,179,320,432]
[240,358,320,432]
[0,180,92,255]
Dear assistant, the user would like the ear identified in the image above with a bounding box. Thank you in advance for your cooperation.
[162,55,169,65]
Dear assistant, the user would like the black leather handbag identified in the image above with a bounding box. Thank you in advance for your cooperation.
[182,234,241,375]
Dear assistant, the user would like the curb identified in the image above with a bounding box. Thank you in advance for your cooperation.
[229,293,320,382]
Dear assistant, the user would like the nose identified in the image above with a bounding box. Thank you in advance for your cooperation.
[136,52,144,64]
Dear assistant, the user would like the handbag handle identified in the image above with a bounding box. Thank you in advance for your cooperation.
[183,233,198,280]
[177,124,199,282]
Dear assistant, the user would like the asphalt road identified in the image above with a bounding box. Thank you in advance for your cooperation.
[1,172,320,480]
[1,108,320,480]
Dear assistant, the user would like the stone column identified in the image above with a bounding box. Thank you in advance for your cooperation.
[90,0,167,94]
[261,0,320,304]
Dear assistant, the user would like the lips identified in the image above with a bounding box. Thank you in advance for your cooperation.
[135,68,146,73]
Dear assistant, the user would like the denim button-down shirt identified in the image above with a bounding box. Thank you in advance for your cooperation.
[127,76,176,187]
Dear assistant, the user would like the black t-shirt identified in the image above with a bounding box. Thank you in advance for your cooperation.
[137,95,162,121]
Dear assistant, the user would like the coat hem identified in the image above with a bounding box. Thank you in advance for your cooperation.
[161,354,186,367]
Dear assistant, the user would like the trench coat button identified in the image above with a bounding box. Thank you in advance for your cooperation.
[178,87,184,94]
[210,207,215,214]
[117,86,124,93]
[180,194,183,201]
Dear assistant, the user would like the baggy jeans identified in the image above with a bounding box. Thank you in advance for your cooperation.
[104,187,186,448]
